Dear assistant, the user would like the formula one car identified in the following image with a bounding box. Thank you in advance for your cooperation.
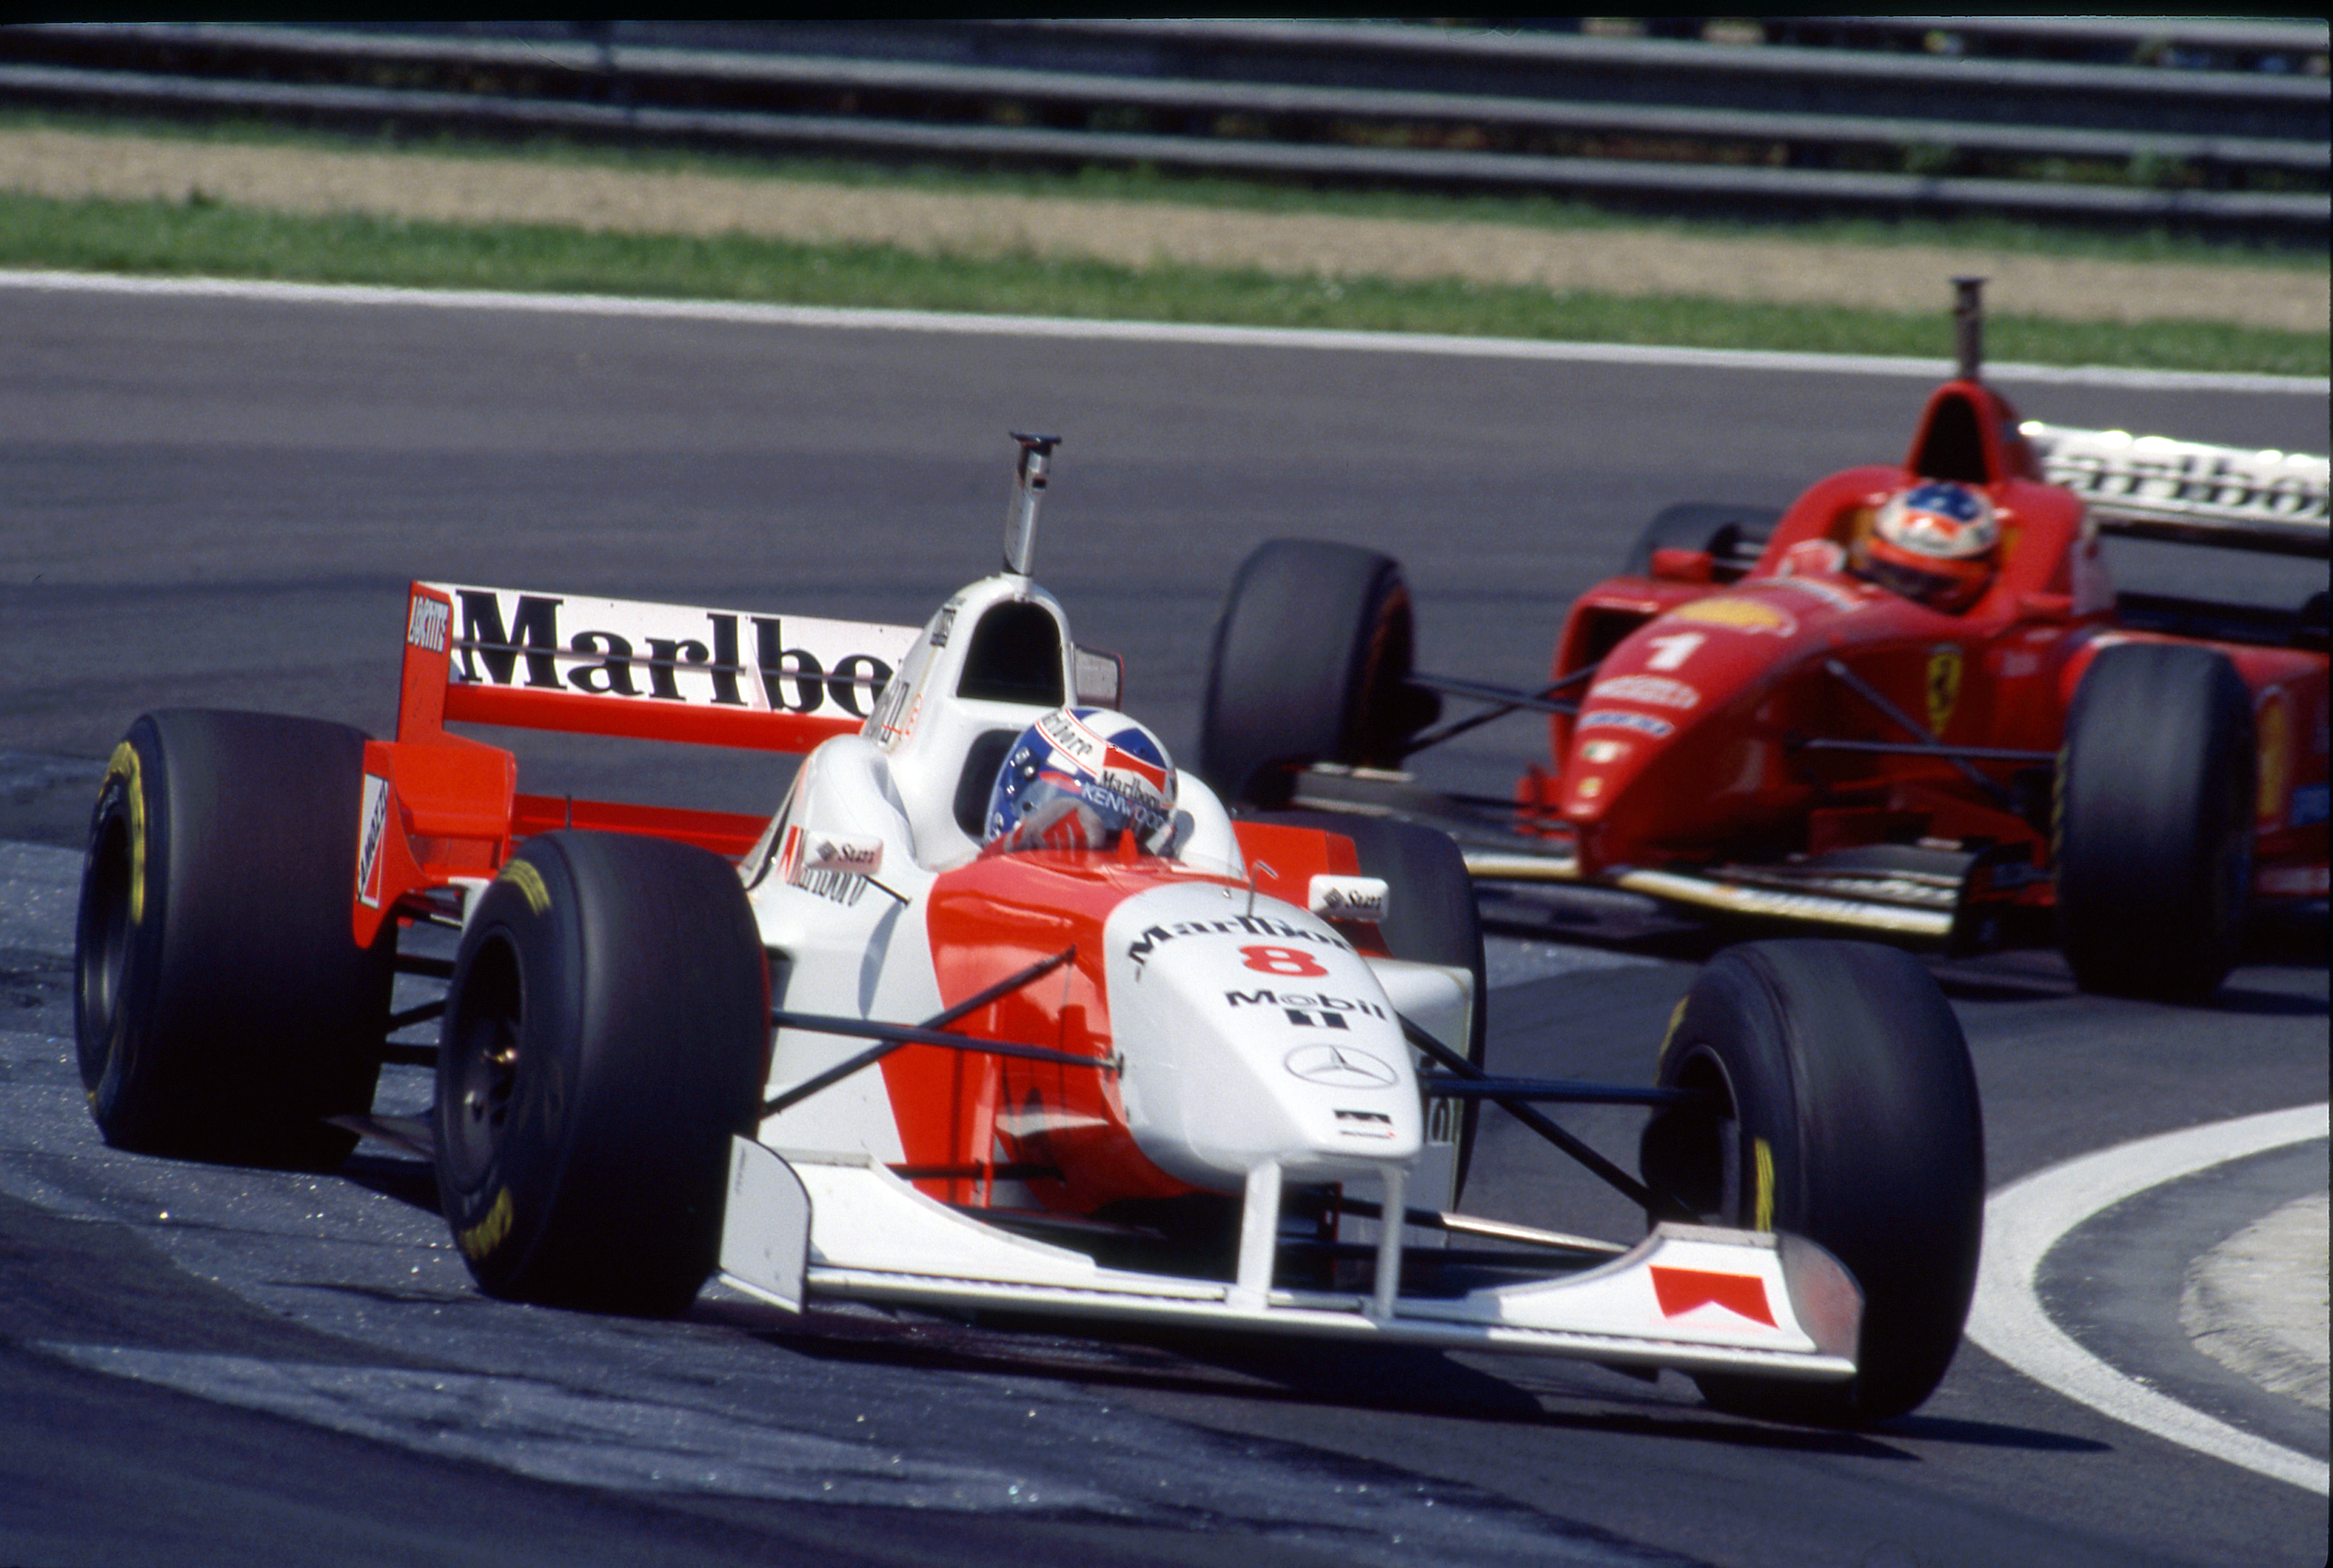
[74,435,1982,1426]
[1201,283,2328,1002]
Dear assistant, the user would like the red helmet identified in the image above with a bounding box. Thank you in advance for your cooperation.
[1860,481,1999,612]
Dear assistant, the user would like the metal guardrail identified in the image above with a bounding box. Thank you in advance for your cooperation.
[1756,16,2330,73]
[1,19,2325,237]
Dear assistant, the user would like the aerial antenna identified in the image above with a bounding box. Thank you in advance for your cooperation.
[1003,432,1059,577]
[1952,276,1986,381]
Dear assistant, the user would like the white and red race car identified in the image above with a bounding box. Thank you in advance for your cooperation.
[74,435,1983,1426]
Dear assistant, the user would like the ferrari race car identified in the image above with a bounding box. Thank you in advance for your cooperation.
[1200,282,2328,1002]
[74,435,1982,1425]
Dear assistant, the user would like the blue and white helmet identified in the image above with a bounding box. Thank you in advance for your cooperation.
[985,707,1179,855]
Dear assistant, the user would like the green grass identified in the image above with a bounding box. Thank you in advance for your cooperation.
[5,190,2321,376]
[10,107,2324,273]
[3,107,2326,376]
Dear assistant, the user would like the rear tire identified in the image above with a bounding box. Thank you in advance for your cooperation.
[2056,643,2255,1002]
[1638,941,1983,1425]
[1621,502,1779,580]
[433,831,771,1315]
[1199,539,1427,807]
[75,709,391,1169]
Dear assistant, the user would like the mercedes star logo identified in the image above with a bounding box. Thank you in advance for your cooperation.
[1283,1044,1399,1089]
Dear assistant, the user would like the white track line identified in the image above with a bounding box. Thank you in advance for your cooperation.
[1,269,2321,395]
[1968,1103,2330,1495]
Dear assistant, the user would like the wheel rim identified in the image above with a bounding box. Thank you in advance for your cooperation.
[1649,1044,1744,1225]
[75,815,134,1091]
[442,936,523,1190]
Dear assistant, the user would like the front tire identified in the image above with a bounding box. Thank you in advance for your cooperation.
[1199,539,1428,807]
[1639,941,1983,1425]
[433,831,771,1315]
[2056,642,2255,1002]
[75,709,391,1169]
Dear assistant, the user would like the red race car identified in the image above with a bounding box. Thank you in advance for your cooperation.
[1200,283,2328,1002]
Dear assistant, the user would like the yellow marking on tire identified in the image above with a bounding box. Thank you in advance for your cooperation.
[458,1187,514,1260]
[504,860,550,916]
[1655,997,1688,1069]
[106,741,146,925]
[1753,1136,1775,1232]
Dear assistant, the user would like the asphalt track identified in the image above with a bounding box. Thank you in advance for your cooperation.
[1,275,2324,1567]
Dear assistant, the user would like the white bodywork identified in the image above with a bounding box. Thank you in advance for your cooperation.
[714,567,1864,1386]
[737,570,1455,1195]
[720,1140,1858,1376]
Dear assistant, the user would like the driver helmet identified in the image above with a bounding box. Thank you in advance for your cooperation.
[1858,480,2000,612]
[985,707,1179,855]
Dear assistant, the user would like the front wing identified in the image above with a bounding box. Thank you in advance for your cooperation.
[719,1140,1861,1383]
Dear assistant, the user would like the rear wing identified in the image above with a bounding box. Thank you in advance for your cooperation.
[2022,423,2330,560]
[400,581,921,751]
[356,584,924,946]
[359,437,1119,943]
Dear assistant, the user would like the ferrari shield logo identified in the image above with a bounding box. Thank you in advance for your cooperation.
[1925,646,1964,735]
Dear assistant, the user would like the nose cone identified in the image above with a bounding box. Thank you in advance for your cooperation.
[1104,881,1421,1191]
[1564,664,1705,825]
[1563,583,1831,825]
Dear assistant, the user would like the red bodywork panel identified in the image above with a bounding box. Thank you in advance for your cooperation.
[876,821,1372,1210]
[911,851,1196,1211]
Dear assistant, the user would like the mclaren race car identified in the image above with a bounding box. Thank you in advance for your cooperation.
[1200,282,2328,1002]
[74,435,1983,1426]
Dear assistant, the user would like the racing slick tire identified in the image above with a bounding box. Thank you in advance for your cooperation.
[1638,940,1983,1426]
[433,830,770,1316]
[2055,642,2256,1003]
[75,709,392,1170]
[1621,502,1781,581]
[1199,538,1430,808]
[1254,811,1489,1197]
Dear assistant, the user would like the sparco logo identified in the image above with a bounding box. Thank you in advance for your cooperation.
[406,595,450,654]
[448,589,898,717]
[1124,914,1347,968]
